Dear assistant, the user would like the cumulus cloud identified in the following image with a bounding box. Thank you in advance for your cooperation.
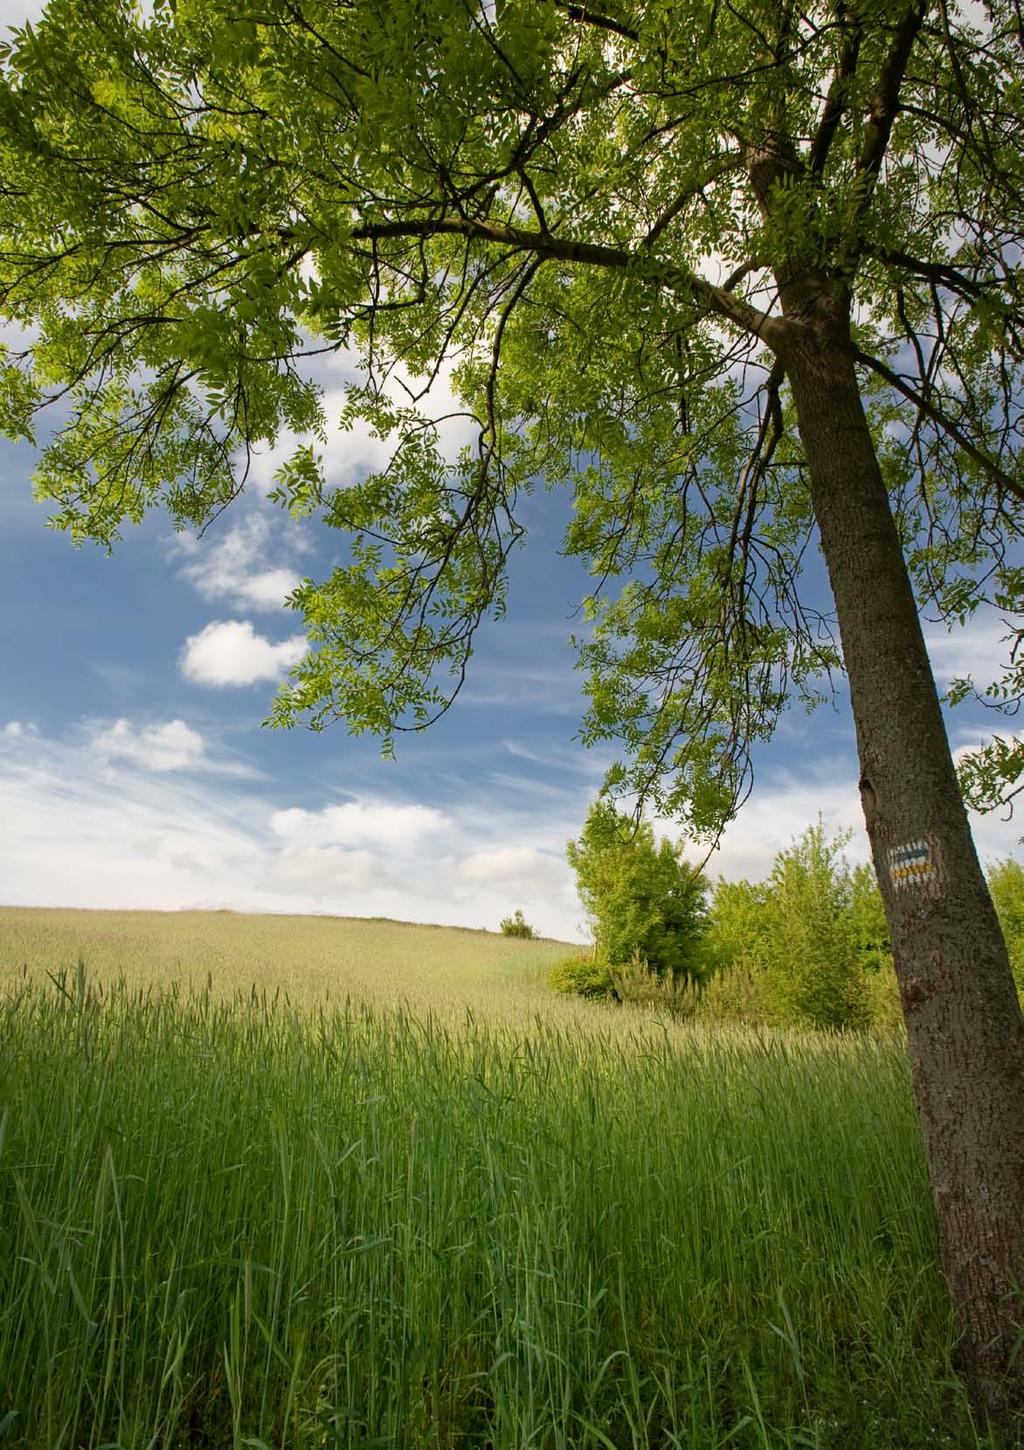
[180,619,306,687]
[2,720,35,738]
[89,717,205,772]
[174,512,303,612]
[270,800,449,848]
[243,351,480,498]
[455,845,567,891]
[271,845,395,895]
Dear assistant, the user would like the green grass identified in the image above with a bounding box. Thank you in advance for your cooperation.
[0,911,1018,1447]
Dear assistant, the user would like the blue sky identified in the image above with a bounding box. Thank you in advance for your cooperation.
[2,354,1020,942]
[1,0,1020,944]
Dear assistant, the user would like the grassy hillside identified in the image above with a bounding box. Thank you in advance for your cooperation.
[0,909,1016,1447]
[0,906,573,1017]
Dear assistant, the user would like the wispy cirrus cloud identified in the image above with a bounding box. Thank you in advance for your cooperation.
[0,722,587,937]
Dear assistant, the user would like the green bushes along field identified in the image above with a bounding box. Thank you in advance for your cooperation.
[556,814,1024,1031]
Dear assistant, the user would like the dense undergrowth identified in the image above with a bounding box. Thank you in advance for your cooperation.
[1,967,1019,1448]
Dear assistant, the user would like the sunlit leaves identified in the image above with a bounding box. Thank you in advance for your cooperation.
[0,0,1021,825]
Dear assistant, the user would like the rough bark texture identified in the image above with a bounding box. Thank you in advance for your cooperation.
[781,318,1024,1424]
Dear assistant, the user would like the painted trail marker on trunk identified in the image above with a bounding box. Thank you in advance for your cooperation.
[889,839,937,891]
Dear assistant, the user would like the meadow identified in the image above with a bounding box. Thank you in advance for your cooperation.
[0,908,1017,1448]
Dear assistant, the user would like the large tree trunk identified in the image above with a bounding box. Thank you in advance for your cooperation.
[782,325,1024,1423]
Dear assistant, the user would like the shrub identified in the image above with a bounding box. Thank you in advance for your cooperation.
[549,952,617,1000]
[697,961,775,1024]
[755,823,871,1031]
[610,951,702,1019]
[986,857,1024,997]
[499,909,536,939]
[700,824,883,1031]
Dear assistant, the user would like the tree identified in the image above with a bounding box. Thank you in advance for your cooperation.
[754,823,870,1030]
[566,798,707,978]
[499,907,536,938]
[0,0,1023,1418]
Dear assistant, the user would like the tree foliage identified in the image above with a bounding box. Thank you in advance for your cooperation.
[499,908,536,938]
[566,799,707,978]
[0,0,1021,824]
[750,824,873,1030]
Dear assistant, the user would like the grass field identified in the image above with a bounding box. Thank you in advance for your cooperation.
[0,906,572,1016]
[0,908,1018,1448]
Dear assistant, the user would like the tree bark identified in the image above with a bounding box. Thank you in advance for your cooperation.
[781,322,1024,1424]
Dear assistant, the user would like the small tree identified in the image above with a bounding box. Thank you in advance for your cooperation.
[567,800,707,981]
[700,878,771,977]
[758,824,869,1031]
[499,909,535,940]
[701,824,891,1029]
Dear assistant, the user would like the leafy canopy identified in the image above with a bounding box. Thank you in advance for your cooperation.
[1,0,1022,830]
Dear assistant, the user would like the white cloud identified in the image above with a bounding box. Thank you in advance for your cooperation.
[174,512,303,612]
[0,725,589,937]
[270,800,449,848]
[89,717,205,772]
[180,619,306,687]
[2,720,34,738]
[455,845,567,891]
[271,845,394,895]
[244,348,480,499]
[690,763,866,883]
[682,751,1024,883]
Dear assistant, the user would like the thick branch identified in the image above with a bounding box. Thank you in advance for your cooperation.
[351,215,777,340]
[551,2,641,42]
[808,6,863,176]
[852,0,928,209]
[863,245,986,301]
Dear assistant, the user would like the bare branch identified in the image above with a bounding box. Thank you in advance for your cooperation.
[854,346,1024,504]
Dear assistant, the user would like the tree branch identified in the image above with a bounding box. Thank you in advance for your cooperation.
[808,4,863,176]
[854,346,1024,504]
[862,244,987,302]
[850,0,928,221]
[351,215,777,340]
[551,2,641,42]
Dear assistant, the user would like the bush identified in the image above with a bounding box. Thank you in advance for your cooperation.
[549,952,617,1000]
[756,824,871,1031]
[566,799,707,986]
[700,824,889,1032]
[610,951,702,1019]
[499,909,536,939]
